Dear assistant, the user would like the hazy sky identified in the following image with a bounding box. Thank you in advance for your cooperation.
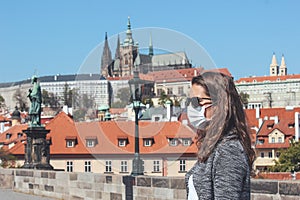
[0,0,299,82]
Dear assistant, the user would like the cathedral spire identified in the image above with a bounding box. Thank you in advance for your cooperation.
[149,33,153,56]
[115,34,121,59]
[101,32,112,77]
[123,16,134,46]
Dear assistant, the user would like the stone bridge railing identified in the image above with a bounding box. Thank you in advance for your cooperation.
[0,169,300,200]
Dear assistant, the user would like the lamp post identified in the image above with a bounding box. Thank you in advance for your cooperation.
[128,70,150,176]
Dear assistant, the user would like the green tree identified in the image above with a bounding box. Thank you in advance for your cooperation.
[13,88,28,111]
[239,92,249,107]
[42,89,60,108]
[73,108,86,122]
[0,148,16,168]
[62,83,80,108]
[111,87,130,108]
[0,94,5,109]
[81,93,94,109]
[270,142,300,172]
[158,91,173,107]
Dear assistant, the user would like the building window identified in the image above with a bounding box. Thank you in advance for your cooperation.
[157,89,164,96]
[67,161,73,172]
[120,161,128,173]
[153,160,160,172]
[182,138,191,146]
[276,152,281,158]
[118,139,127,147]
[178,86,184,95]
[278,137,282,143]
[85,161,91,172]
[179,160,186,172]
[144,139,152,147]
[167,88,173,95]
[271,137,275,143]
[86,140,95,147]
[169,138,178,146]
[17,133,23,138]
[6,133,11,140]
[260,152,264,158]
[105,161,112,173]
[268,152,272,158]
[66,140,75,148]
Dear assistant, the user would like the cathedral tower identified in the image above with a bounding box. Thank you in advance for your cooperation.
[119,17,139,76]
[100,32,112,77]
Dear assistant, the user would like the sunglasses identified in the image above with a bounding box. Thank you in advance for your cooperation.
[186,97,212,108]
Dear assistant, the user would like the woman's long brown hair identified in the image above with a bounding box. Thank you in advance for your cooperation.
[192,71,255,169]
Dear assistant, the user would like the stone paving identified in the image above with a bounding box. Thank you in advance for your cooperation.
[0,188,57,200]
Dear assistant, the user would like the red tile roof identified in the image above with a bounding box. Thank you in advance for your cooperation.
[245,107,300,149]
[107,67,232,83]
[235,74,300,84]
[6,112,198,156]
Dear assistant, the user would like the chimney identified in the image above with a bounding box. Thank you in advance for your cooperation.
[194,69,197,76]
[295,112,300,142]
[255,107,260,119]
[165,100,171,121]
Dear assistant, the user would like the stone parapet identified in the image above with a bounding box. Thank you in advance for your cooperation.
[1,169,300,199]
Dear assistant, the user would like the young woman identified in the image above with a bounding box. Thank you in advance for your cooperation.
[185,71,255,200]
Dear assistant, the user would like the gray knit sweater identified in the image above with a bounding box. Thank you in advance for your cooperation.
[185,135,250,200]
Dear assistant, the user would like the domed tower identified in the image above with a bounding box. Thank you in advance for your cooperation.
[11,106,21,126]
[119,17,139,76]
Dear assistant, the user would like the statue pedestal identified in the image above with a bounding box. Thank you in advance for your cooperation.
[22,126,54,170]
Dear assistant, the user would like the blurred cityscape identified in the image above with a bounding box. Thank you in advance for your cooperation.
[0,18,299,177]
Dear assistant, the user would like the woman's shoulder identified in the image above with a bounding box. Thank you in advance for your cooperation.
[213,137,246,161]
[213,138,248,168]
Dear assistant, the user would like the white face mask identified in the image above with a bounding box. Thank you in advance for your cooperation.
[187,104,212,130]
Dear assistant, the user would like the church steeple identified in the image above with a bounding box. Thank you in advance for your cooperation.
[123,16,134,46]
[270,52,279,76]
[101,32,112,77]
[115,34,121,59]
[149,33,153,56]
[279,54,287,76]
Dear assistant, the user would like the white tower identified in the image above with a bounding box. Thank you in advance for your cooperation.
[279,54,287,76]
[270,53,278,76]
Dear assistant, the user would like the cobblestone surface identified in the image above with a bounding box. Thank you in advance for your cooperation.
[0,188,57,200]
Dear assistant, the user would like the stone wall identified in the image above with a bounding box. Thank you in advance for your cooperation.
[1,168,300,200]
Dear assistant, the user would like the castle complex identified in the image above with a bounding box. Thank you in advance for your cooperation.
[235,53,300,108]
[100,17,191,77]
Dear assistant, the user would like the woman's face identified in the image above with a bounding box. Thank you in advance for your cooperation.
[191,84,213,119]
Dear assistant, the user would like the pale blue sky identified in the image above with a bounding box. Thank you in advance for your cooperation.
[0,0,299,82]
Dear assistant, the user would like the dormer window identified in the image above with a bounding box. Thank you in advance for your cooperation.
[182,138,192,146]
[85,137,98,148]
[143,138,154,147]
[65,136,77,148]
[267,123,274,129]
[17,133,23,138]
[67,140,75,147]
[288,123,295,128]
[118,138,128,147]
[6,133,12,140]
[169,138,178,146]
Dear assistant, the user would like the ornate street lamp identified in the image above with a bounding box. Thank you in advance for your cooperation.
[128,70,151,176]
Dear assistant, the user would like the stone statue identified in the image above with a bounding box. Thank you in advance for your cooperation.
[28,75,42,126]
